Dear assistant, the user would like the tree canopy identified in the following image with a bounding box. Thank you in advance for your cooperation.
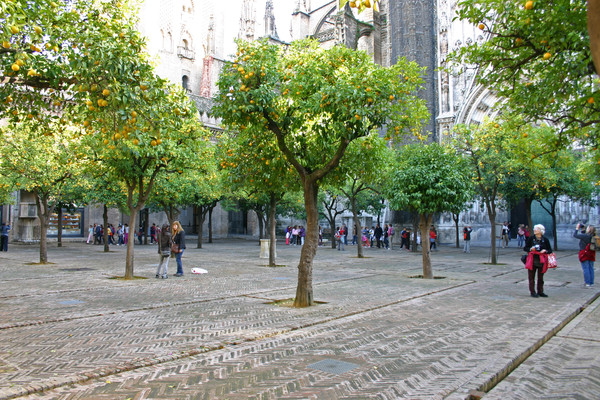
[449,0,598,147]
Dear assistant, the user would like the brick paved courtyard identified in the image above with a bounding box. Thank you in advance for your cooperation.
[0,239,598,399]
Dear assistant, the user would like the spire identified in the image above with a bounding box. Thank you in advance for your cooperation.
[264,0,279,39]
[238,0,256,41]
[294,0,309,14]
[206,14,215,55]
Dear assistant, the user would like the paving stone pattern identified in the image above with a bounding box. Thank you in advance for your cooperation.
[0,239,598,399]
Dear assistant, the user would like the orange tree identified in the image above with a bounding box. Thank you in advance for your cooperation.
[66,2,208,279]
[452,118,526,264]
[0,121,82,263]
[214,38,428,306]
[386,143,474,278]
[336,134,394,258]
[499,122,599,250]
[147,140,221,247]
[449,0,598,148]
[217,124,300,266]
[1,0,143,124]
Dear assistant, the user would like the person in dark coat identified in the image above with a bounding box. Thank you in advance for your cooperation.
[156,224,171,279]
[523,224,553,298]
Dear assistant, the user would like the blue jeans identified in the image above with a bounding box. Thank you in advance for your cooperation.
[337,239,344,251]
[176,250,184,275]
[581,260,595,285]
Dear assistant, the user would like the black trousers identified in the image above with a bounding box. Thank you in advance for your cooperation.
[528,265,545,294]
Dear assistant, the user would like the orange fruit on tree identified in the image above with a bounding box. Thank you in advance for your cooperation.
[543,52,551,60]
[525,1,533,10]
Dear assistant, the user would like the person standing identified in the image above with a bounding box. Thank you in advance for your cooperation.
[318,226,323,246]
[150,223,157,244]
[463,225,473,253]
[429,226,437,250]
[124,224,129,244]
[172,221,186,276]
[117,225,124,245]
[0,222,10,251]
[374,224,383,248]
[574,223,596,288]
[400,227,409,250]
[517,224,525,248]
[156,224,171,279]
[299,226,306,246]
[336,226,345,251]
[137,225,144,245]
[383,224,390,249]
[501,221,510,248]
[524,224,553,298]
[388,224,395,250]
[87,224,94,244]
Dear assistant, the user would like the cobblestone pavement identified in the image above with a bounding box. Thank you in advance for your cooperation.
[0,239,598,399]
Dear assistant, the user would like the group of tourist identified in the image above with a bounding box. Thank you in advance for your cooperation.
[284,226,306,246]
[83,221,187,278]
[154,220,186,279]
[87,223,130,246]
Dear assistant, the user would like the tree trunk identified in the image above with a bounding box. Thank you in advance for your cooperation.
[124,208,139,279]
[257,211,265,239]
[164,205,180,226]
[196,206,204,249]
[351,198,364,258]
[419,214,434,279]
[525,197,534,232]
[551,197,558,251]
[57,207,63,248]
[143,209,149,245]
[487,205,498,264]
[452,213,459,248]
[208,208,213,243]
[411,213,419,252]
[34,191,50,264]
[588,0,600,74]
[294,180,319,307]
[268,193,277,267]
[103,204,109,252]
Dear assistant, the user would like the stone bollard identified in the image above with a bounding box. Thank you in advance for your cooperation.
[259,239,276,259]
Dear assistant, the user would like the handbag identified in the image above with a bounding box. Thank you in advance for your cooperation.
[171,242,179,254]
[547,253,557,268]
[521,254,528,264]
